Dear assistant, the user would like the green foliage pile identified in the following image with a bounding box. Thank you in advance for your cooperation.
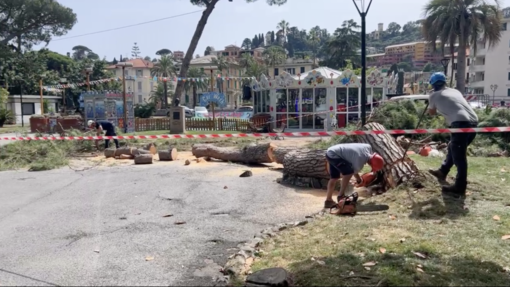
[312,100,510,157]
[0,129,95,171]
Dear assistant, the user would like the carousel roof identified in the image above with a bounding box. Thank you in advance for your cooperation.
[294,66,346,79]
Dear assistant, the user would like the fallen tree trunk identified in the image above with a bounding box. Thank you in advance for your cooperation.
[191,143,276,164]
[273,147,297,164]
[134,154,153,164]
[358,122,419,190]
[158,147,178,161]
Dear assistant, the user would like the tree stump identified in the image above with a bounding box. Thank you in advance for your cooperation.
[158,147,178,161]
[357,122,420,190]
[134,154,153,164]
[119,154,134,160]
[281,149,330,189]
[245,267,293,287]
[104,148,116,158]
[273,147,297,164]
[191,143,276,164]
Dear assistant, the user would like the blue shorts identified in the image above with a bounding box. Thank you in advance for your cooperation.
[326,155,354,179]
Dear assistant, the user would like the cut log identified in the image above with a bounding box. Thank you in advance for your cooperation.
[273,147,297,164]
[134,154,153,164]
[132,149,151,156]
[357,122,420,190]
[282,149,329,179]
[142,143,157,155]
[114,147,134,157]
[191,143,276,164]
[158,147,178,161]
[245,267,293,287]
[280,149,331,189]
[104,148,116,158]
[119,154,134,160]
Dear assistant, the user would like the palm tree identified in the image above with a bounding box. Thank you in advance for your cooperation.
[422,0,502,93]
[263,46,286,77]
[151,54,177,108]
[276,20,290,44]
[211,55,229,93]
[239,53,254,69]
[323,20,361,69]
[184,67,209,107]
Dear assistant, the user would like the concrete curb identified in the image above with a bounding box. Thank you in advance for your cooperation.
[220,210,327,284]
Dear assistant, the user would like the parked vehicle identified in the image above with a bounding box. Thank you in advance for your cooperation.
[235,106,254,112]
[194,106,209,118]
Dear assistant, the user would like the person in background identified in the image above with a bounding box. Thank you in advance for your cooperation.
[324,143,384,208]
[87,120,120,149]
[427,72,478,199]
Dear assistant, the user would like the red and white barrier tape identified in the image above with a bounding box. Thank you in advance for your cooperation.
[1,127,508,141]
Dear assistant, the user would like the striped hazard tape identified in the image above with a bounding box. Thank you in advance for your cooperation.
[1,127,509,141]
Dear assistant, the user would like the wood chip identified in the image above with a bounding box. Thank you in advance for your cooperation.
[379,248,386,254]
[493,215,500,221]
[362,261,377,267]
[224,186,228,189]
[413,252,428,259]
[174,221,186,225]
[389,215,397,220]
[416,267,424,273]
[162,214,174,218]
[502,234,510,240]
[364,267,371,271]
[399,238,406,243]
[145,256,154,261]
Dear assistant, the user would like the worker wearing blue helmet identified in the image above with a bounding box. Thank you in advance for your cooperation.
[427,72,478,199]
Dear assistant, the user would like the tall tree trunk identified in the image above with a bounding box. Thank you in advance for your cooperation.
[163,80,168,108]
[173,0,219,102]
[457,12,467,94]
[193,85,197,108]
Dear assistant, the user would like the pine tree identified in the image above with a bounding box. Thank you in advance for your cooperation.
[112,57,118,64]
[271,31,275,43]
[131,42,141,58]
[252,34,258,47]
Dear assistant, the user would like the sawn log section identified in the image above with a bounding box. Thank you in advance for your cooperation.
[191,143,276,164]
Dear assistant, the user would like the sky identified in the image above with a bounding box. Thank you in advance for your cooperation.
[41,0,509,60]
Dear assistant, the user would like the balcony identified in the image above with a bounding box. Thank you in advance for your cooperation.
[469,80,485,87]
[469,64,485,72]
[476,48,486,56]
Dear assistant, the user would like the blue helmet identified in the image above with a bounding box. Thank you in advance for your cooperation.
[429,72,447,86]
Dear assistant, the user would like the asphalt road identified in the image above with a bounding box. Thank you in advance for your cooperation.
[0,161,324,286]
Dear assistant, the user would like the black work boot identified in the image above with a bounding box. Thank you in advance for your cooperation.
[428,169,447,181]
[441,185,466,199]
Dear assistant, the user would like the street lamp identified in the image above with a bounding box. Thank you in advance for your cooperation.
[440,58,450,75]
[59,78,67,114]
[115,62,133,133]
[352,0,373,126]
[490,84,498,107]
[84,66,93,91]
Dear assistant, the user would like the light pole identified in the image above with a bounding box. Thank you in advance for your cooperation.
[116,62,133,133]
[490,84,498,107]
[440,58,450,76]
[59,78,67,114]
[84,66,93,91]
[352,0,373,126]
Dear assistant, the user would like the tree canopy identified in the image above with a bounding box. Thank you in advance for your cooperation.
[0,0,77,49]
